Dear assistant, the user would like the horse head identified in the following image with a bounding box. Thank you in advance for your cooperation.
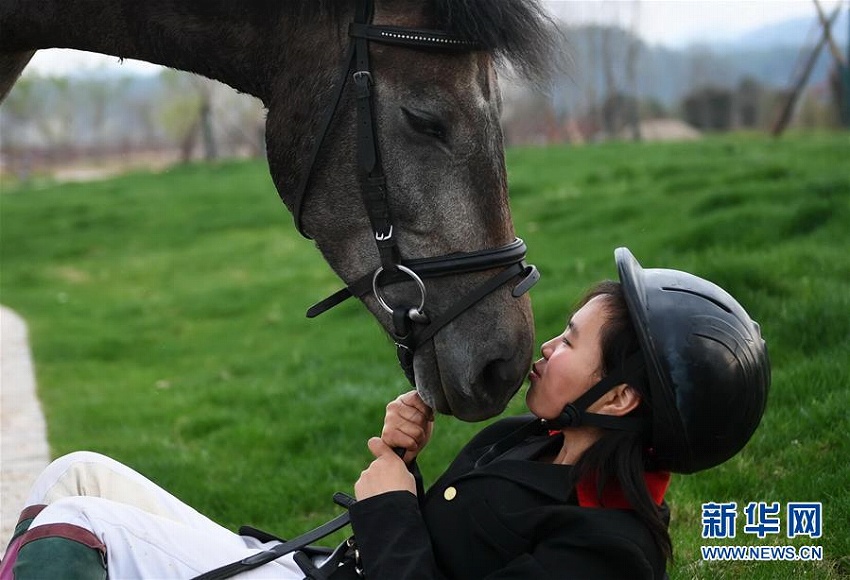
[264,0,556,420]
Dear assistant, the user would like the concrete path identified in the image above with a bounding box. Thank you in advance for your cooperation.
[0,306,50,557]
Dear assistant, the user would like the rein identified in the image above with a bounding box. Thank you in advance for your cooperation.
[293,0,539,382]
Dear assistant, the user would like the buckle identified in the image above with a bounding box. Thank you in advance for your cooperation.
[352,70,372,93]
[346,537,365,578]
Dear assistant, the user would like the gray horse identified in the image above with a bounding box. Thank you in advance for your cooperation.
[0,0,557,421]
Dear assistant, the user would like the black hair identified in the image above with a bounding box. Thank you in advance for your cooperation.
[430,0,561,82]
[569,280,673,562]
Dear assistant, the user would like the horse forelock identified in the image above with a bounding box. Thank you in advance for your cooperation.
[428,0,559,82]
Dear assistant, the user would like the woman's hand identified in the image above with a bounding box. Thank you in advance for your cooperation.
[381,390,434,464]
[354,437,417,501]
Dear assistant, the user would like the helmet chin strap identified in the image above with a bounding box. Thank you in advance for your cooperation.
[541,352,650,432]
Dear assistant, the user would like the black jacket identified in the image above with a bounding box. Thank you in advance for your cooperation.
[347,415,668,579]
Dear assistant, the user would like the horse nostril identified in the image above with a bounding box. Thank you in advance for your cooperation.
[457,357,523,421]
[475,359,525,406]
[480,358,514,391]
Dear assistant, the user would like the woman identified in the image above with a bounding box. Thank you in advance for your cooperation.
[1,248,770,579]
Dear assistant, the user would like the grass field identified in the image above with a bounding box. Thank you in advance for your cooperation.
[1,133,848,578]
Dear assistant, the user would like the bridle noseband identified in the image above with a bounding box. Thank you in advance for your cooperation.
[293,0,539,382]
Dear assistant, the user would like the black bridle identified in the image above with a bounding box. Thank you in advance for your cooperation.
[295,0,539,382]
[194,6,541,579]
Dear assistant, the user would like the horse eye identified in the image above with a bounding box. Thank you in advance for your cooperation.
[402,107,447,142]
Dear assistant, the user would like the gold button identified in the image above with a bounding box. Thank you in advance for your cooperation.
[443,486,457,501]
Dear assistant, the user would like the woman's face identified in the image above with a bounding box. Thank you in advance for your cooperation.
[526,295,609,420]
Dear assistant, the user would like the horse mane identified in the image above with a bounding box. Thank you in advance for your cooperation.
[430,0,560,82]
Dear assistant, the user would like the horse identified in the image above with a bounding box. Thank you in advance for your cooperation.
[0,0,557,422]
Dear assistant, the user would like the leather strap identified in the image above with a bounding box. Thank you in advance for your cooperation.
[292,40,357,237]
[191,493,357,580]
[348,23,479,51]
[352,6,402,273]
[406,262,529,348]
[306,238,532,318]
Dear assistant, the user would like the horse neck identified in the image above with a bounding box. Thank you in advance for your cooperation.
[0,1,344,103]
[0,50,33,101]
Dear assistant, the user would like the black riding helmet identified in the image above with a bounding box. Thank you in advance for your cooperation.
[615,247,770,474]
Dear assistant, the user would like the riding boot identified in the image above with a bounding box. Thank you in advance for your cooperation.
[1,517,107,580]
[0,505,45,579]
[13,535,107,580]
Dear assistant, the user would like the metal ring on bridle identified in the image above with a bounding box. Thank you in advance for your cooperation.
[372,264,426,315]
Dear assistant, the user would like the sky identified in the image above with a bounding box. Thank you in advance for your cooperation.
[22,0,848,76]
[550,0,845,46]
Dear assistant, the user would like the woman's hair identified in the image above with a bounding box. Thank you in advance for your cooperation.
[570,280,673,561]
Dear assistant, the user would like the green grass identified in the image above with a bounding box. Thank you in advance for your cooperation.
[2,133,848,578]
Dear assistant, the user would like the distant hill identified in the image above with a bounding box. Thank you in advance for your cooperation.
[730,10,848,51]
[548,15,848,114]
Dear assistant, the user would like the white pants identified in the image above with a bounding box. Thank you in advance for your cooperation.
[23,451,306,579]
